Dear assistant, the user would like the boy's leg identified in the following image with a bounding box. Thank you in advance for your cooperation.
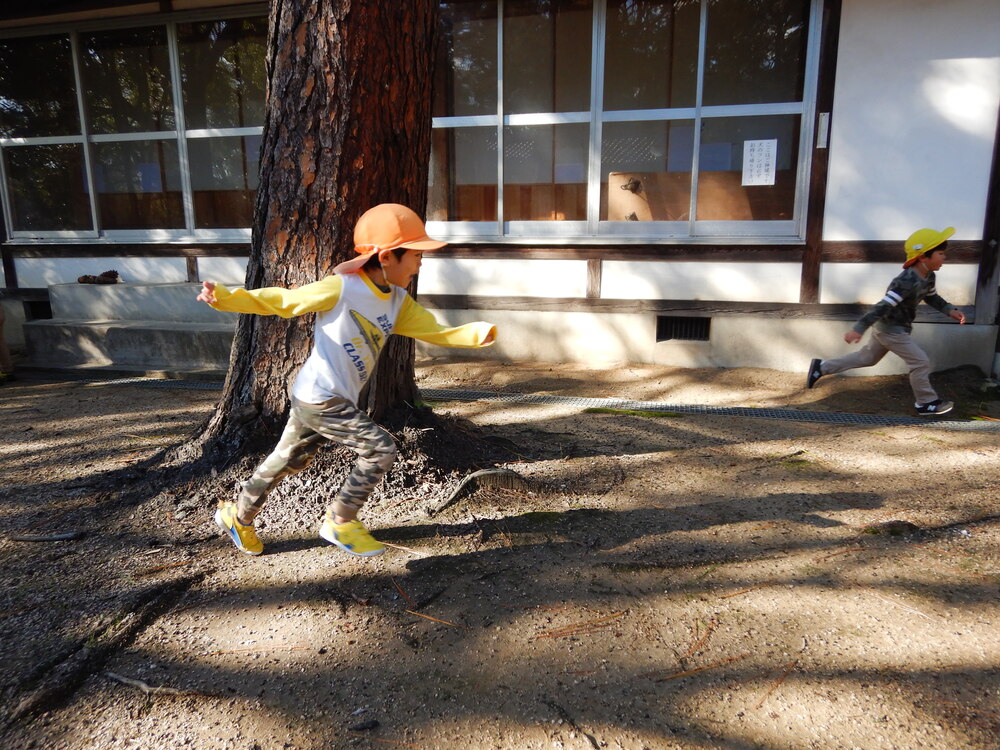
[874,331,939,405]
[818,335,889,376]
[295,398,398,522]
[235,410,327,524]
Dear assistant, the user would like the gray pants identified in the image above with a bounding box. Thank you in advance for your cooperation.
[236,396,397,524]
[821,330,938,404]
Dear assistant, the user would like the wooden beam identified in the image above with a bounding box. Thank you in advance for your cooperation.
[801,0,843,303]
[4,244,249,258]
[975,99,1000,332]
[821,240,981,263]
[417,293,975,324]
[586,258,601,298]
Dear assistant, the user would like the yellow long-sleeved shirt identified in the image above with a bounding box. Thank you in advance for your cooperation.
[211,272,496,404]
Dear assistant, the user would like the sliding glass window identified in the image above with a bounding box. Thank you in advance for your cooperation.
[430,0,821,242]
[0,11,265,242]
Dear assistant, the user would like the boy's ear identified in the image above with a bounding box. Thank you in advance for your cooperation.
[376,247,395,265]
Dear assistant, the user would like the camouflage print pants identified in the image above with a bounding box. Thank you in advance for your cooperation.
[236,396,397,524]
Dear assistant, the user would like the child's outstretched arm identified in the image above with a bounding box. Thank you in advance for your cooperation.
[195,277,344,317]
[393,295,496,348]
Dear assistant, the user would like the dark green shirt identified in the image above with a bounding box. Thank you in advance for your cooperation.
[853,267,955,335]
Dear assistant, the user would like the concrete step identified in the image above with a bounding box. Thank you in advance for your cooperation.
[48,282,235,323]
[23,318,235,371]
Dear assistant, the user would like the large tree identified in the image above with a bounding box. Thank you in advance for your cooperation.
[180,0,440,466]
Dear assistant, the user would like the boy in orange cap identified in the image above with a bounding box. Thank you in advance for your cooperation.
[197,204,496,556]
[806,226,965,416]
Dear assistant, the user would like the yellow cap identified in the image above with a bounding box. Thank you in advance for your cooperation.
[903,227,954,267]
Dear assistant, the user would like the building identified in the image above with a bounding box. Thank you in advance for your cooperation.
[1,0,998,378]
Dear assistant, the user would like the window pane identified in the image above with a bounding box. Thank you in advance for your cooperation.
[435,1,497,117]
[81,26,175,134]
[0,35,80,138]
[178,17,267,130]
[504,123,587,221]
[429,127,498,221]
[604,0,699,111]
[4,144,92,231]
[703,0,810,106]
[188,136,259,228]
[92,140,184,229]
[696,115,800,221]
[601,120,694,221]
[504,0,592,115]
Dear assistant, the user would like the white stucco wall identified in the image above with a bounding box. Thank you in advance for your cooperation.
[824,0,1000,242]
[198,256,248,284]
[15,257,187,287]
[419,257,589,297]
[820,262,978,305]
[601,261,802,302]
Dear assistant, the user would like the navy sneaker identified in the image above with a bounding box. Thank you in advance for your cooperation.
[915,399,953,417]
[806,358,824,389]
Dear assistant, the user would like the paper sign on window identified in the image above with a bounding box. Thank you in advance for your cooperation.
[742,139,777,186]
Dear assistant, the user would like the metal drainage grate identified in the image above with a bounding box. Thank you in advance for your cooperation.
[30,375,1000,432]
[419,388,1000,433]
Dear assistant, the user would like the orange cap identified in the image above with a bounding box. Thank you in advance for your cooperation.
[334,204,446,274]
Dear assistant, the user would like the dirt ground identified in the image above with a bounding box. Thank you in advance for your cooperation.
[1,358,999,750]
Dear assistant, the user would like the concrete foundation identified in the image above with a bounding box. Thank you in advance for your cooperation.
[417,308,999,377]
[14,283,1000,379]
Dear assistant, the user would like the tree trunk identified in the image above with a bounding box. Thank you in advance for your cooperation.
[180,0,438,466]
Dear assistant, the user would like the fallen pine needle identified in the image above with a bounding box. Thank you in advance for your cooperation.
[404,610,468,629]
[654,653,749,682]
[105,671,204,697]
[390,576,418,608]
[21,504,86,533]
[719,585,765,599]
[753,659,798,709]
[682,617,718,658]
[133,560,191,577]
[867,593,937,622]
[207,645,312,656]
[816,547,866,562]
[381,542,430,557]
[536,611,625,639]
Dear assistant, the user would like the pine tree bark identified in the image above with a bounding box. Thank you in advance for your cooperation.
[181,0,438,466]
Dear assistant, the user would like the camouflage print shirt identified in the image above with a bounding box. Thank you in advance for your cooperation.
[852,267,956,335]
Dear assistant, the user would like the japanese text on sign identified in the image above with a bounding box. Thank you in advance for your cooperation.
[742,139,777,186]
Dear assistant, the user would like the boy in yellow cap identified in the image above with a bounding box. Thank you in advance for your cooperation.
[806,226,965,416]
[197,204,496,556]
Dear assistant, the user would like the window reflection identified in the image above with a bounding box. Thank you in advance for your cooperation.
[435,1,497,117]
[81,26,175,134]
[178,18,267,130]
[92,140,184,229]
[703,0,809,106]
[5,144,91,231]
[188,136,260,228]
[504,123,588,221]
[504,0,592,115]
[429,127,498,221]
[0,35,80,138]
[604,0,699,111]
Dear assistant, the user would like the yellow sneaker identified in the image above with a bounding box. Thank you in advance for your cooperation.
[214,502,263,556]
[319,518,385,557]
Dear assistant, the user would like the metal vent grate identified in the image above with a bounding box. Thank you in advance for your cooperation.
[656,315,710,342]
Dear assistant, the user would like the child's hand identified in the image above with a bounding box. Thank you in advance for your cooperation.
[197,281,217,305]
[844,330,862,344]
[949,309,966,324]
